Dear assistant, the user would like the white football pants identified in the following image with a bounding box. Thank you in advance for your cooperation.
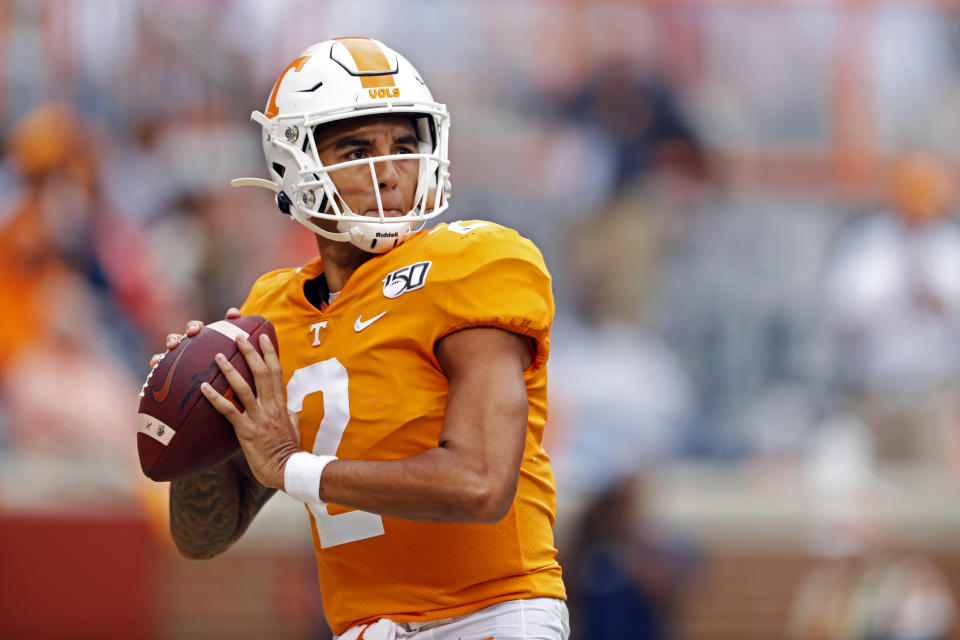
[335,597,570,640]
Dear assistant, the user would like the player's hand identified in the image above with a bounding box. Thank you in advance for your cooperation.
[148,307,242,367]
[199,332,300,491]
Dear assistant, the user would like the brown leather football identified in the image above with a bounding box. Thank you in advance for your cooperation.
[137,315,278,481]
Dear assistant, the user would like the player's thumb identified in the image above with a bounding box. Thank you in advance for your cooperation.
[287,410,300,432]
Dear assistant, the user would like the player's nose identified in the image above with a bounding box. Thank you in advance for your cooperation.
[377,159,400,191]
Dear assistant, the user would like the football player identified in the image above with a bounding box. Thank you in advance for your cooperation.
[158,38,567,639]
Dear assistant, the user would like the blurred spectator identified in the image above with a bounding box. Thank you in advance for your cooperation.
[564,475,699,640]
[822,150,960,467]
[649,193,839,459]
[550,318,695,494]
[0,103,172,372]
[0,104,147,495]
[789,412,956,640]
[0,103,87,370]
[2,270,139,460]
[565,184,673,324]
[558,55,704,196]
[789,554,956,640]
[99,118,176,225]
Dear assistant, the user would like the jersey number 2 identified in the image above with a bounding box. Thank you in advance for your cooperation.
[286,358,386,548]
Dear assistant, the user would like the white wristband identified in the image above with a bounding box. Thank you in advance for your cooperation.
[283,452,337,504]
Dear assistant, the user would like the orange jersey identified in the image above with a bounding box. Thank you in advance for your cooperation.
[240,220,565,634]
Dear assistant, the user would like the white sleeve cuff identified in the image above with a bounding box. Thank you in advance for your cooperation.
[283,452,337,504]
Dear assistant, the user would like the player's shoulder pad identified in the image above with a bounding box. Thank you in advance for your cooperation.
[240,265,300,314]
[423,219,553,335]
[420,220,550,280]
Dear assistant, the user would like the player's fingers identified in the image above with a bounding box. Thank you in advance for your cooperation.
[258,334,284,397]
[200,381,245,424]
[236,336,270,389]
[164,318,203,351]
[236,335,279,402]
[225,307,241,319]
[149,353,163,368]
[214,352,260,413]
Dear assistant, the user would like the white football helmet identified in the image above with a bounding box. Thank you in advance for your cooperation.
[232,38,451,253]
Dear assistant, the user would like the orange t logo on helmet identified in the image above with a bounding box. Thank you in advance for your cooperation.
[265,56,310,119]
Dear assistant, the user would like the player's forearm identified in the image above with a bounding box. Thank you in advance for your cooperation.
[169,456,276,558]
[317,445,518,524]
[311,350,529,524]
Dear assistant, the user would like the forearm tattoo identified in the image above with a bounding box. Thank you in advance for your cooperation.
[169,459,276,559]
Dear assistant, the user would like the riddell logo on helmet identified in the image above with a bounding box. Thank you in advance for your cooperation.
[376,231,400,238]
[369,88,400,99]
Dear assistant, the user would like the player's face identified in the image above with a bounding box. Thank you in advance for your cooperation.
[314,115,419,218]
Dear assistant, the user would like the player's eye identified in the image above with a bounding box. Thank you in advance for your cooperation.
[396,145,415,155]
[344,148,368,161]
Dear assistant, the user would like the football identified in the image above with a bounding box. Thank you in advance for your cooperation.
[137,315,278,481]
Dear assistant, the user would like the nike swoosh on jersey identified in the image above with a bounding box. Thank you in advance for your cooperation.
[354,311,387,332]
[152,343,188,403]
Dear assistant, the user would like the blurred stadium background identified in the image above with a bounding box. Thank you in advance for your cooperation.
[3,0,960,638]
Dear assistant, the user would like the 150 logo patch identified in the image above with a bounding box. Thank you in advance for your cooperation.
[382,261,431,298]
